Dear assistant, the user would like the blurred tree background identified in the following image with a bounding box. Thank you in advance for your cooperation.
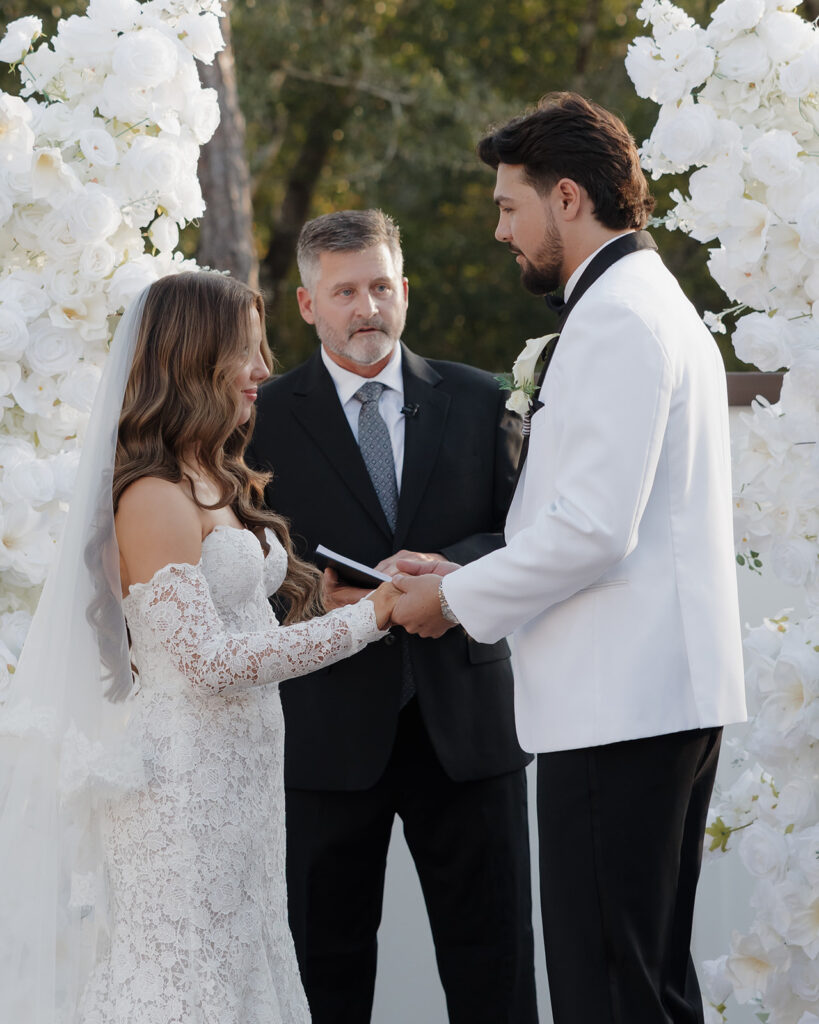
[10,0,816,371]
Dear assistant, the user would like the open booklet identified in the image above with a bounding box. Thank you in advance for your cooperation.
[314,545,392,590]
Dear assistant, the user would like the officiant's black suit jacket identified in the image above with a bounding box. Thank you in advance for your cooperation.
[247,344,532,790]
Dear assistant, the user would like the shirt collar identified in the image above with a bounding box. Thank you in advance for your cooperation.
[320,342,404,406]
[563,230,635,303]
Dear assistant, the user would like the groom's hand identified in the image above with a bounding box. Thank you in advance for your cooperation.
[394,556,460,577]
[375,549,447,576]
[390,573,453,639]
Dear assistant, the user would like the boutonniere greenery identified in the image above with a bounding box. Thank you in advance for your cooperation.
[495,334,558,416]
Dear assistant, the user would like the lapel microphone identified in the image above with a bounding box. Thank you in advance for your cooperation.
[400,403,420,418]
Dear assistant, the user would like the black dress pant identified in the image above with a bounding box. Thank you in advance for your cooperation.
[285,698,538,1024]
[537,726,722,1024]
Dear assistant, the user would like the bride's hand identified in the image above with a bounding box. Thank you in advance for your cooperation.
[367,581,403,630]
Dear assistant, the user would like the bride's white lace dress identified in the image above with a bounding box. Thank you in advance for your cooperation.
[78,525,385,1024]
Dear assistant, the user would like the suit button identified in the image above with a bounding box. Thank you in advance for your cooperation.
[383,634,396,646]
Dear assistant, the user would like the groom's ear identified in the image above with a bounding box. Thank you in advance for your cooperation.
[296,286,316,325]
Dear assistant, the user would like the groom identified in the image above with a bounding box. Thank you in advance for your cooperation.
[392,92,748,1023]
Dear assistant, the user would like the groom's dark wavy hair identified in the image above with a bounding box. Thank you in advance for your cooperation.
[477,92,654,230]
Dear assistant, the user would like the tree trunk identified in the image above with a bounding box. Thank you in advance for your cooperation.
[197,7,258,288]
[260,89,356,317]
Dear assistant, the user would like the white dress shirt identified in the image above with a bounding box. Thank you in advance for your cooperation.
[320,343,405,491]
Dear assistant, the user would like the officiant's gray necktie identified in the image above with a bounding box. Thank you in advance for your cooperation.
[354,380,415,707]
[354,381,399,533]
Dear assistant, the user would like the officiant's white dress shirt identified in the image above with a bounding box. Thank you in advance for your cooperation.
[321,343,405,490]
[442,241,747,753]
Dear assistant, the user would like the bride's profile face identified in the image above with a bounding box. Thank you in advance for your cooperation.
[233,307,269,425]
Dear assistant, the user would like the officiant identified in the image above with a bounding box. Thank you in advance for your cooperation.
[246,209,538,1024]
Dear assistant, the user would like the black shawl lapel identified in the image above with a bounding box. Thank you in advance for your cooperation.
[289,351,394,540]
[393,345,450,550]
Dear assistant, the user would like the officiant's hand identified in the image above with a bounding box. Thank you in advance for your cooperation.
[390,573,453,639]
[322,567,369,610]
[375,549,449,576]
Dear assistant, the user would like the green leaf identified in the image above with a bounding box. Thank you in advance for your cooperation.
[737,554,746,566]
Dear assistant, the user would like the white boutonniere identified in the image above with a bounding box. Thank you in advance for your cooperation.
[495,333,558,416]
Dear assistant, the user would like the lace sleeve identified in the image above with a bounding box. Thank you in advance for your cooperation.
[130,561,387,693]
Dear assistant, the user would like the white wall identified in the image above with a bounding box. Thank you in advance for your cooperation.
[370,410,806,1023]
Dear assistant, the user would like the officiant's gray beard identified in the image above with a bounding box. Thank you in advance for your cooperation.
[519,221,564,296]
[316,313,404,367]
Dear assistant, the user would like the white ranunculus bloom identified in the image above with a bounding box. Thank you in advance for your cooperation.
[795,192,819,260]
[68,183,122,242]
[77,127,119,169]
[112,27,179,89]
[177,11,224,64]
[732,312,793,371]
[716,34,772,83]
[706,0,765,47]
[749,130,802,187]
[0,17,42,65]
[24,321,82,376]
[0,305,30,362]
[58,363,102,414]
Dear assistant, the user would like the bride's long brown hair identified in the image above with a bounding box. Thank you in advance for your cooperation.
[113,271,324,623]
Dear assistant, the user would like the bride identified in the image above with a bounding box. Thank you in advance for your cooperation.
[0,271,399,1024]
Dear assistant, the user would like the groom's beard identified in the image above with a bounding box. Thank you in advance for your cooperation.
[516,218,564,296]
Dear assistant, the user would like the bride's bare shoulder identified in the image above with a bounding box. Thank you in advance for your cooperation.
[116,477,202,588]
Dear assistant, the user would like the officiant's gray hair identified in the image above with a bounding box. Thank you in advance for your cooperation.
[297,209,404,291]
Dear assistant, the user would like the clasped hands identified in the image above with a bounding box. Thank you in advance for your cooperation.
[322,549,460,639]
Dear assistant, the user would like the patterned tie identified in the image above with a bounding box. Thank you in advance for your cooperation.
[354,380,415,707]
[354,381,399,533]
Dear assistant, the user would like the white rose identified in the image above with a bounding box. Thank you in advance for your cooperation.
[775,778,817,829]
[0,362,21,400]
[731,312,792,371]
[771,538,817,587]
[0,274,48,321]
[78,241,117,281]
[749,130,802,187]
[33,101,95,145]
[58,363,102,414]
[651,101,721,169]
[706,0,765,47]
[86,0,140,30]
[0,17,42,64]
[0,191,11,228]
[112,28,178,89]
[779,45,819,99]
[121,134,182,212]
[17,43,61,99]
[0,608,31,658]
[148,214,179,254]
[0,458,55,508]
[688,160,744,211]
[177,11,224,64]
[701,955,733,1005]
[184,86,220,145]
[78,127,119,169]
[716,34,772,84]
[67,184,121,243]
[31,403,81,452]
[24,321,81,376]
[108,255,161,309]
[625,38,666,102]
[55,14,118,62]
[97,74,148,125]
[782,350,819,404]
[505,388,531,417]
[0,305,29,361]
[12,372,57,416]
[757,10,815,63]
[796,191,819,259]
[50,449,80,502]
[39,210,82,262]
[726,929,788,1002]
[739,821,790,881]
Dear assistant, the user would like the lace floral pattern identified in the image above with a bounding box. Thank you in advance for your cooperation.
[78,527,385,1023]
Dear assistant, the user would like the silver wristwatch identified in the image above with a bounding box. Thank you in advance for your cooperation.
[438,581,459,624]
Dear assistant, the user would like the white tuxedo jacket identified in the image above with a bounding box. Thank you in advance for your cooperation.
[444,248,747,753]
